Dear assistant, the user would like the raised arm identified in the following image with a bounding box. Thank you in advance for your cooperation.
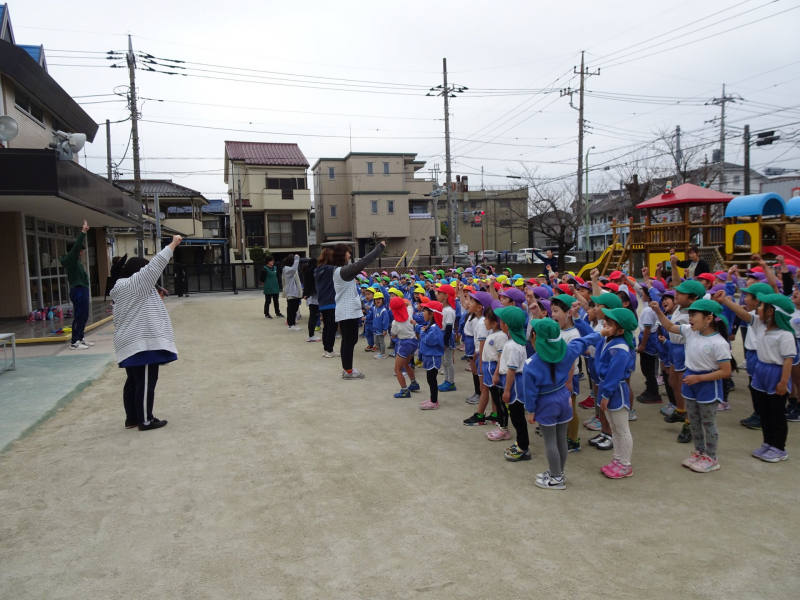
[340,242,386,281]
[712,289,753,324]
[649,301,681,335]
[124,235,182,299]
[590,268,603,297]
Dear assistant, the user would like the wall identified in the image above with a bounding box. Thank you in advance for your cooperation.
[114,232,158,260]
[353,195,410,239]
[93,228,111,296]
[161,217,201,237]
[0,212,29,317]
[314,160,353,238]
[2,76,59,151]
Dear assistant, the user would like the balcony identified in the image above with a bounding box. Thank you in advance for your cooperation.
[245,189,311,211]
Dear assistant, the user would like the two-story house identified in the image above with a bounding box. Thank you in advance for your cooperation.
[312,152,436,257]
[0,3,140,318]
[224,141,310,260]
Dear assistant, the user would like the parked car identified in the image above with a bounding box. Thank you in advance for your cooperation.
[440,254,474,267]
[476,250,499,263]
[531,251,577,264]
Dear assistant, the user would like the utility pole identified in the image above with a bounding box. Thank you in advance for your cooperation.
[743,124,751,196]
[585,145,594,251]
[707,85,738,192]
[675,125,683,183]
[126,35,144,256]
[105,119,112,183]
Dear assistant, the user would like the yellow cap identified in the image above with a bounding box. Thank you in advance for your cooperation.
[372,291,384,300]
[388,287,404,297]
[497,275,509,283]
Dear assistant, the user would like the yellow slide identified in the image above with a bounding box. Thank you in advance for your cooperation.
[577,244,622,279]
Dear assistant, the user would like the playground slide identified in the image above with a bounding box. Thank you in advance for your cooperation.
[577,244,622,278]
[761,246,800,264]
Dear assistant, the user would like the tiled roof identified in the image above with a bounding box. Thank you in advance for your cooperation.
[225,141,309,167]
[116,179,206,199]
[168,199,227,214]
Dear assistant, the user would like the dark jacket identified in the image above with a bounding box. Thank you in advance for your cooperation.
[262,264,279,295]
[303,260,318,298]
[59,231,89,288]
[315,265,336,308]
[532,250,559,274]
[674,258,710,278]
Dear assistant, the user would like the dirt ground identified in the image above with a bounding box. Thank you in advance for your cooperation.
[1,294,799,599]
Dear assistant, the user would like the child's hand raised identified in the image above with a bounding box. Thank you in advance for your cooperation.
[711,289,727,303]
[649,301,661,312]
[590,268,599,281]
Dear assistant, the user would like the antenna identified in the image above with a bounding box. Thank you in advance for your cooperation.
[0,115,19,145]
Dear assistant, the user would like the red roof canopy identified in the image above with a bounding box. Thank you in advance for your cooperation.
[637,183,733,209]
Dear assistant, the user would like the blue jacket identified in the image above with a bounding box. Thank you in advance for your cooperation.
[419,323,445,357]
[314,265,336,309]
[372,305,390,334]
[594,335,633,410]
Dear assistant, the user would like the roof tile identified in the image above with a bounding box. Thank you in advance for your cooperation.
[225,141,308,167]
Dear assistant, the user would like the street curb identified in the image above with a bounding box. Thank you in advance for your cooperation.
[15,315,113,345]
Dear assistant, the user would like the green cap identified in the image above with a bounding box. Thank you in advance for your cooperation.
[602,307,639,348]
[756,292,796,333]
[530,318,567,364]
[494,306,527,346]
[550,294,576,312]
[503,268,513,275]
[742,282,773,297]
[687,298,729,331]
[674,279,707,299]
[436,270,445,276]
[592,293,623,309]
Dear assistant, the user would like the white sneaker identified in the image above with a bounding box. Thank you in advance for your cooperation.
[628,409,637,421]
[330,350,341,357]
[289,325,302,331]
[70,342,87,350]
[307,336,321,342]
[80,339,94,347]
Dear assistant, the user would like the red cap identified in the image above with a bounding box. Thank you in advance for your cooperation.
[609,270,624,279]
[696,273,715,283]
[389,296,409,322]
[557,283,574,296]
[493,282,503,291]
[603,282,620,292]
[424,300,444,328]
[437,283,456,308]
[570,275,585,285]
[750,266,764,273]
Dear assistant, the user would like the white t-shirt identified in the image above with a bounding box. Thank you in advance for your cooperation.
[464,315,477,338]
[668,307,689,345]
[790,309,800,339]
[499,339,526,376]
[560,325,580,368]
[678,325,732,372]
[482,329,507,363]
[442,305,456,329]
[474,316,488,342]
[588,321,604,358]
[639,306,658,333]
[749,314,797,365]
[391,318,416,340]
[744,310,758,351]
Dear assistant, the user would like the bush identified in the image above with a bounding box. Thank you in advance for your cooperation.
[249,246,271,264]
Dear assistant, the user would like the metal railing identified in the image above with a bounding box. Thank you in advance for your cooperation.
[163,262,265,294]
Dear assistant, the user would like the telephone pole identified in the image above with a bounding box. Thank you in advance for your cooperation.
[743,124,751,196]
[675,125,683,183]
[707,85,738,193]
[105,119,112,183]
[126,35,144,256]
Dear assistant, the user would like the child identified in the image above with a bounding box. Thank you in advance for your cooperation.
[389,296,420,398]
[363,287,376,352]
[636,286,662,404]
[652,298,732,472]
[493,306,531,462]
[483,309,510,441]
[594,307,638,479]
[523,315,602,489]
[436,284,458,392]
[550,294,583,453]
[657,291,677,416]
[716,291,796,462]
[418,301,445,410]
[463,291,495,425]
[461,290,483,409]
[372,292,390,359]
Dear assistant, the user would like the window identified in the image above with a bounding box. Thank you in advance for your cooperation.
[367,162,374,175]
[470,200,481,209]
[330,205,337,218]
[371,201,378,214]
[266,177,306,199]
[383,162,390,175]
[328,167,335,180]
[268,215,293,248]
[388,200,394,214]
[499,199,510,207]
[733,175,741,186]
[14,88,44,124]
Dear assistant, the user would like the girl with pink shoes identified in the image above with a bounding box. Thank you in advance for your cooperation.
[483,309,510,441]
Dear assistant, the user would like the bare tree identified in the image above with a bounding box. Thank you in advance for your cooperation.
[654,127,704,184]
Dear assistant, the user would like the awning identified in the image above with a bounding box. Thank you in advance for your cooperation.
[0,148,140,227]
[637,183,733,209]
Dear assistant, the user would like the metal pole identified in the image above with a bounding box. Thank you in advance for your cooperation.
[743,124,751,196]
[577,51,585,246]
[105,119,112,183]
[584,145,594,251]
[718,84,726,192]
[237,166,245,287]
[126,35,144,257]
[675,125,683,183]
[443,58,454,257]
[154,192,163,286]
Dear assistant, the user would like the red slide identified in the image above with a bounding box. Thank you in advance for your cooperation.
[761,245,800,264]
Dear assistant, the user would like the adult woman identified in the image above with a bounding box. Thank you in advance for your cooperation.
[111,235,182,431]
[332,241,385,379]
[302,258,321,342]
[261,256,282,319]
[314,248,339,357]
[282,254,302,331]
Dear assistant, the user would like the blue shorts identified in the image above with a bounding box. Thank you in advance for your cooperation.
[396,338,418,360]
[669,344,686,372]
[498,373,522,404]
[598,378,631,411]
[423,355,442,371]
[571,373,580,396]
[482,360,498,387]
[752,361,792,395]
[745,349,758,378]
[464,335,475,358]
[681,369,724,404]
[534,386,573,426]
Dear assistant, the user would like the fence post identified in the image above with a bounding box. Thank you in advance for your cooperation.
[232,263,238,295]
[404,256,407,268]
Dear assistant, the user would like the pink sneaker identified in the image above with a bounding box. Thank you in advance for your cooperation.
[689,454,720,473]
[419,399,439,410]
[682,451,702,469]
[717,401,730,411]
[486,427,512,441]
[602,459,633,479]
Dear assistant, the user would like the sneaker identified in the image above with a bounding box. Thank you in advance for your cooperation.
[664,410,686,424]
[465,393,480,405]
[408,381,421,393]
[656,375,664,386]
[752,443,771,458]
[275,313,284,318]
[596,435,614,451]
[374,353,387,359]
[342,369,365,380]
[602,459,632,479]
[460,354,469,361]
[677,423,693,443]
[690,454,720,473]
[682,450,703,468]
[740,412,758,426]
[138,419,168,431]
[535,470,551,482]
[394,388,411,398]
[485,414,498,424]
[288,325,302,331]
[419,399,439,410]
[487,427,512,441]
[760,447,789,463]
[588,433,607,447]
[786,407,800,422]
[636,392,663,404]
[584,416,602,431]
[740,359,747,370]
[463,413,487,426]
[628,410,637,421]
[125,419,138,429]
[579,396,595,409]
[717,401,731,411]
[307,336,321,343]
[535,473,566,490]
[315,326,321,331]
[567,438,581,453]
[388,351,396,357]
[743,415,762,430]
[80,339,94,347]
[438,381,457,392]
[578,372,585,380]
[504,445,531,462]
[69,342,87,350]
[364,345,375,352]
[329,350,341,357]
[265,314,273,319]
[661,404,676,416]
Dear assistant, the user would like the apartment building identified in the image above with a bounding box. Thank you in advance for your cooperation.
[224,141,310,260]
[312,152,436,257]
[0,4,140,317]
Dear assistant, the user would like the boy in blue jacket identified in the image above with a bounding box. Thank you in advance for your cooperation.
[418,301,445,410]
[371,292,390,359]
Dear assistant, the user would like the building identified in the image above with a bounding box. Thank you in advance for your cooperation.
[0,4,140,317]
[312,152,436,257]
[717,162,765,196]
[224,141,311,261]
[760,171,800,199]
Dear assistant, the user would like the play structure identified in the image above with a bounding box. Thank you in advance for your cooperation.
[577,244,623,278]
[594,182,800,276]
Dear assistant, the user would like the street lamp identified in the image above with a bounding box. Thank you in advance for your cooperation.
[584,146,595,251]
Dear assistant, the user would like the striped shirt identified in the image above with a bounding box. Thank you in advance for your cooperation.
[111,247,177,363]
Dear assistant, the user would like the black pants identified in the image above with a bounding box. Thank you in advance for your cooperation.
[69,286,89,344]
[123,364,160,424]
[490,386,509,428]
[175,277,189,297]
[339,318,360,371]
[427,368,439,403]
[753,389,788,450]
[663,369,676,405]
[321,308,336,352]
[508,401,529,450]
[286,298,301,326]
[307,304,320,338]
[264,294,280,317]
[640,353,659,396]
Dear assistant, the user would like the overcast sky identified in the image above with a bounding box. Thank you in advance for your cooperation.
[11,0,800,201]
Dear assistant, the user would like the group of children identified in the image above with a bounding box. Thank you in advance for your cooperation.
[294,255,800,490]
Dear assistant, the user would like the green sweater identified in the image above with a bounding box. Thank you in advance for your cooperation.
[262,264,279,295]
[59,231,90,288]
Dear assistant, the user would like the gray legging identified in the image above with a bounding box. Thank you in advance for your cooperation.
[540,422,569,478]
[685,399,719,458]
[443,347,455,384]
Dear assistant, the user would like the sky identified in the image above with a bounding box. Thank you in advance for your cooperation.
[10,0,800,202]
